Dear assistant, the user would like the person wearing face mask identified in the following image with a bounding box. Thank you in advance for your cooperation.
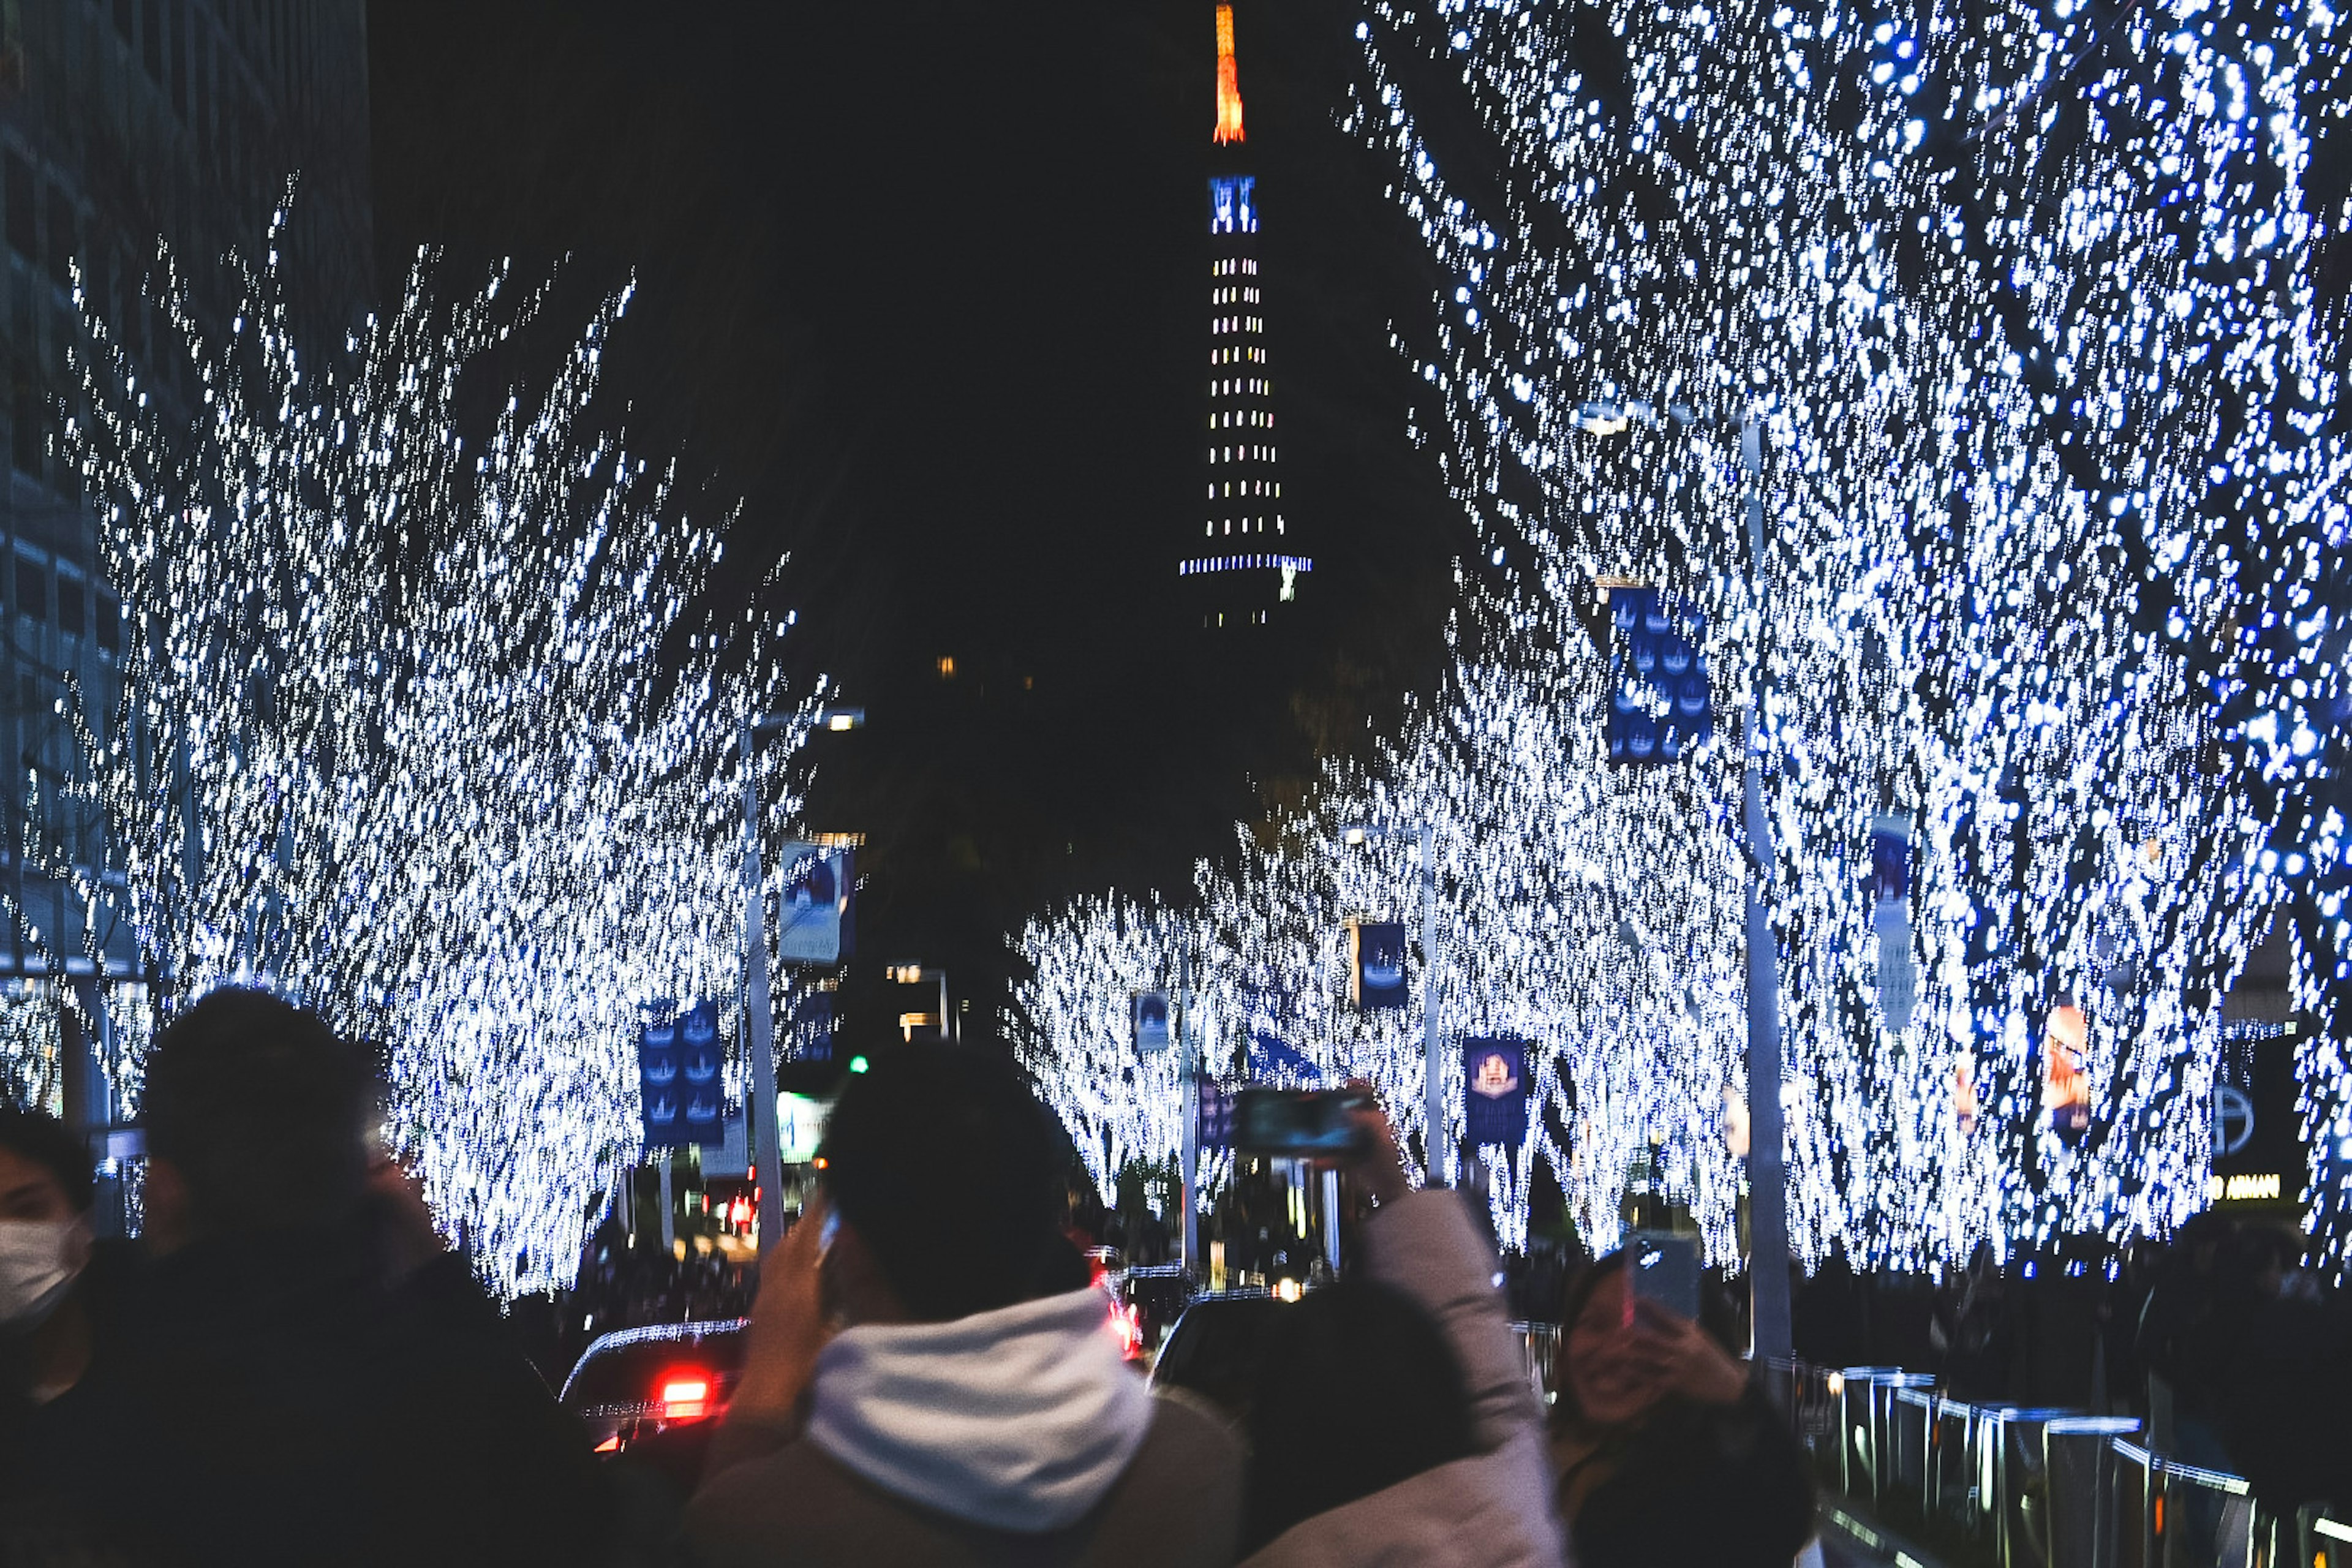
[0,1104,137,1564]
[1548,1251,1814,1568]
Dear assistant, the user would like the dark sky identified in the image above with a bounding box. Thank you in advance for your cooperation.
[368,1,1469,1047]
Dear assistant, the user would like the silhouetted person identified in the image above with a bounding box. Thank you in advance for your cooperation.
[1,1104,140,1564]
[115,987,614,1566]
[689,1043,1240,1567]
[1238,1102,1563,1566]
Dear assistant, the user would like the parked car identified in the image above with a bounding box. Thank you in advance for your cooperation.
[560,1317,752,1456]
[1148,1291,1292,1417]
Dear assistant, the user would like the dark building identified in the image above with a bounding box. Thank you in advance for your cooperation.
[0,0,370,1126]
[1179,2,1308,631]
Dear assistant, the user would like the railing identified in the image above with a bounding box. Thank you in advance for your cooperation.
[1777,1360,2346,1568]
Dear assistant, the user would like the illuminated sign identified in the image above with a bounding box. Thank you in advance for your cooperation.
[1210,175,1257,235]
[775,1092,829,1165]
[1213,5,1245,144]
[2205,1172,2283,1203]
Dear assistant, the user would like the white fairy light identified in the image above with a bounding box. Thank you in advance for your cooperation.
[1020,0,2350,1270]
[61,217,814,1295]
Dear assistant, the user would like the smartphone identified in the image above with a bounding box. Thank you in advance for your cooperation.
[1626,1230,1700,1324]
[1231,1087,1375,1156]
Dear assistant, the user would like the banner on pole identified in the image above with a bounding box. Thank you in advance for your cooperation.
[1872,813,1916,1032]
[1347,919,1409,1010]
[1462,1038,1530,1148]
[1133,990,1174,1054]
[1196,1079,1234,1152]
[640,999,726,1150]
[776,844,854,964]
[1606,587,1711,765]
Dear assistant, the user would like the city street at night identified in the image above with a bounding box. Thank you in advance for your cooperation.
[2,1,2350,1565]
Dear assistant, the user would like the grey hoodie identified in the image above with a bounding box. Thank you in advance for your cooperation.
[688,1287,1241,1567]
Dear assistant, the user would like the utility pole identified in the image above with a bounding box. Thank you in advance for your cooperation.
[1420,821,1445,1187]
[1178,937,1199,1276]
[1740,410,1793,1373]
[741,718,784,1246]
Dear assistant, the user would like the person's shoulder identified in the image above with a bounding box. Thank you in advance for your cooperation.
[1139,1387,1245,1465]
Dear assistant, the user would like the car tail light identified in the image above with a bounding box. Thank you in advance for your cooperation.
[659,1373,713,1422]
[1108,1302,1145,1361]
[594,1434,623,1453]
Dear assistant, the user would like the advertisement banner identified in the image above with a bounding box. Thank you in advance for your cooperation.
[1348,919,1409,1011]
[1133,990,1174,1055]
[777,844,854,964]
[1606,588,1711,765]
[640,999,726,1150]
[1462,1038,1531,1148]
[1872,813,1916,1033]
[1196,1079,1234,1152]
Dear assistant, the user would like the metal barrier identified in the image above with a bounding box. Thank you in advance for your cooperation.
[1784,1359,2318,1568]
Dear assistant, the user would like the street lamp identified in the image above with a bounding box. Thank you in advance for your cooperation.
[742,703,864,1247]
[1336,820,1446,1187]
[1575,396,1793,1374]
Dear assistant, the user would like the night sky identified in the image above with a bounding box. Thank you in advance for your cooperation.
[369,1,1470,1047]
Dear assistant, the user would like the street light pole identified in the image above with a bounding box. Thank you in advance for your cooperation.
[1419,821,1444,1188]
[1740,410,1793,1373]
[742,715,786,1249]
[1575,398,1791,1370]
[1341,821,1448,1188]
[1178,935,1199,1276]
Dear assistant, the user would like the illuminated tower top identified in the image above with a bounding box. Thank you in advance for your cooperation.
[1181,2,1305,630]
[1214,4,1245,145]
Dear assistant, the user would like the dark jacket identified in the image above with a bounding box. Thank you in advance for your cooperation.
[108,1205,612,1567]
[0,1240,144,1567]
[1561,1385,1814,1568]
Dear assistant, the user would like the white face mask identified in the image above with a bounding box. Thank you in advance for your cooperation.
[0,1218,89,1330]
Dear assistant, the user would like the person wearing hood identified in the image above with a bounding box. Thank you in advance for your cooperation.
[1235,1101,1565,1568]
[0,1103,139,1564]
[688,1042,1242,1567]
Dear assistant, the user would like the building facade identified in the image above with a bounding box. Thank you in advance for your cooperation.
[1179,4,1308,630]
[0,0,369,1119]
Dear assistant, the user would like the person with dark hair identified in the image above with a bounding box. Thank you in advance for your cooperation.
[1549,1251,1814,1568]
[688,1042,1242,1567]
[1237,1101,1564,1566]
[1,1102,140,1563]
[115,987,616,1567]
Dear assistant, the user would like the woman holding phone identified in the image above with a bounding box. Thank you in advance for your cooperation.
[1548,1253,1814,1568]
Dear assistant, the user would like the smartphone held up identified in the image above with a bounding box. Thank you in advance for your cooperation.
[1231,1087,1377,1157]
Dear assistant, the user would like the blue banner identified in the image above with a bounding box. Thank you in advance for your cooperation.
[1247,1028,1327,1084]
[640,999,726,1150]
[1196,1079,1234,1152]
[1349,920,1409,1010]
[1462,1038,1530,1148]
[1607,588,1711,764]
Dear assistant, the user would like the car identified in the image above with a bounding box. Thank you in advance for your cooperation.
[1120,1263,1196,1361]
[560,1317,751,1455]
[1147,1291,1294,1417]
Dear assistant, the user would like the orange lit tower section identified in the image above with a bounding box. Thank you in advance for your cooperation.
[1180,4,1308,629]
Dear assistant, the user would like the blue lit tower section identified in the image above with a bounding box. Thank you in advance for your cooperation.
[1180,5,1308,629]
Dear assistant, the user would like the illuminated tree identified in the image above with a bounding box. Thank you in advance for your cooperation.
[1021,0,2349,1267]
[64,214,813,1293]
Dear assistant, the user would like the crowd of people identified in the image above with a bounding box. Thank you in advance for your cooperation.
[1,995,1821,1566]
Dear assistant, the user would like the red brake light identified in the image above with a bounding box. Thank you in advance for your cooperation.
[658,1371,713,1422]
